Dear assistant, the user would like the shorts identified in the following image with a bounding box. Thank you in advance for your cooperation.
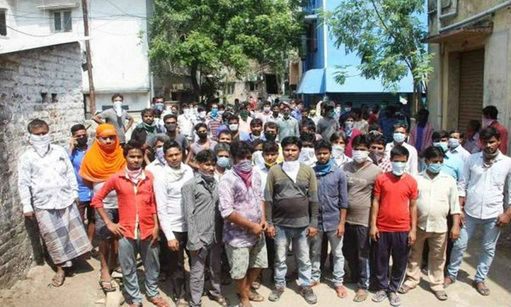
[225,235,268,280]
[95,208,119,240]
[77,201,95,224]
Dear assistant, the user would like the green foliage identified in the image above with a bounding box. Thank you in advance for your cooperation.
[149,0,304,98]
[325,0,433,92]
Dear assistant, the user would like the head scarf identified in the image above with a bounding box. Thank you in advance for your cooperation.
[79,124,126,182]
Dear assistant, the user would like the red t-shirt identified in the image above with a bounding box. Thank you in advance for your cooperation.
[373,172,417,232]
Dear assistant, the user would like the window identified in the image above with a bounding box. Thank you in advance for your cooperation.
[0,10,6,36]
[225,83,235,95]
[307,20,317,53]
[248,82,256,91]
[53,10,72,32]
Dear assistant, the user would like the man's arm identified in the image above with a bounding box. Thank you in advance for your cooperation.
[497,165,511,226]
[307,168,319,236]
[153,176,175,241]
[369,197,380,241]
[125,113,134,131]
[408,199,417,245]
[17,155,34,216]
[92,113,105,125]
[91,179,125,236]
[336,171,349,237]
[62,151,79,199]
[449,178,461,239]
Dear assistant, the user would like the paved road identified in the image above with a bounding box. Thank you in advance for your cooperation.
[0,240,509,307]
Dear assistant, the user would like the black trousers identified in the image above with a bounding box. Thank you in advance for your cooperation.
[343,224,371,289]
[371,231,409,292]
[160,231,189,300]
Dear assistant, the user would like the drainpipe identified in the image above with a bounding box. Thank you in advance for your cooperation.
[440,0,511,32]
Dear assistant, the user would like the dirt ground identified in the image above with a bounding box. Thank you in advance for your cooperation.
[1,238,510,307]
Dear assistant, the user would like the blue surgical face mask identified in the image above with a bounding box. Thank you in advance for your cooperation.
[393,132,406,144]
[427,162,442,174]
[217,156,231,169]
[448,137,460,149]
[391,161,406,176]
[433,141,448,152]
[156,147,166,164]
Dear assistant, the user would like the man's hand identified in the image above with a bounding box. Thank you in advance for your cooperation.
[307,226,318,237]
[69,137,77,150]
[459,197,466,208]
[336,223,345,238]
[408,229,416,246]
[450,225,460,240]
[260,221,268,231]
[459,210,465,226]
[266,225,276,239]
[106,222,126,238]
[369,225,379,241]
[190,248,201,257]
[496,212,511,227]
[249,222,263,236]
[150,226,159,246]
[24,212,35,220]
[168,239,179,251]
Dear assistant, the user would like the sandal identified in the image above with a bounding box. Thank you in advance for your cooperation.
[353,289,368,302]
[99,279,117,292]
[398,284,413,294]
[148,296,169,307]
[208,294,229,307]
[443,276,455,288]
[50,272,65,287]
[248,290,265,302]
[473,281,490,296]
[434,290,448,301]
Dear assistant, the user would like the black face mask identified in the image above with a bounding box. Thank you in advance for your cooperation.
[265,133,276,141]
[272,111,279,117]
[197,132,208,139]
[76,137,88,148]
[165,123,177,131]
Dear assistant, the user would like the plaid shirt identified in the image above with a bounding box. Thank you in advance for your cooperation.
[377,155,392,173]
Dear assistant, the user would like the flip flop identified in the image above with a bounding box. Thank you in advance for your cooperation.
[148,296,169,307]
[99,279,117,292]
[434,290,448,301]
[50,272,65,287]
[248,290,265,302]
[398,284,413,294]
[353,289,368,302]
[473,281,490,296]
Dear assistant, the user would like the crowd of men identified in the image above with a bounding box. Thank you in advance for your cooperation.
[17,93,511,307]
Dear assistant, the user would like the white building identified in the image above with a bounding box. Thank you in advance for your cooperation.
[0,0,153,113]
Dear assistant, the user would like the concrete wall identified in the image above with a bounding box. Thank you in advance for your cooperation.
[427,0,511,150]
[0,42,84,289]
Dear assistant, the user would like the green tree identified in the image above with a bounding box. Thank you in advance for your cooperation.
[325,0,432,107]
[149,0,303,101]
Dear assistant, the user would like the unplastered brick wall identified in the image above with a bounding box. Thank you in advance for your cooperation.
[0,42,84,288]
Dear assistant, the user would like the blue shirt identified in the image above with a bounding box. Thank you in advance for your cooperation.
[70,147,93,202]
[415,125,424,152]
[442,152,464,181]
[315,166,348,232]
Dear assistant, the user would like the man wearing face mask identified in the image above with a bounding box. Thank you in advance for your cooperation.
[267,104,282,124]
[178,103,196,142]
[208,103,223,141]
[368,133,392,173]
[256,101,273,124]
[131,108,165,146]
[195,106,208,125]
[189,123,217,169]
[262,122,284,163]
[219,141,268,307]
[69,124,95,246]
[19,119,92,287]
[240,118,264,146]
[227,115,241,141]
[153,141,194,306]
[93,93,134,145]
[341,113,362,157]
[400,146,460,301]
[299,133,318,167]
[317,102,340,141]
[265,137,319,305]
[370,145,418,306]
[330,132,352,168]
[482,105,507,154]
[277,102,300,141]
[384,123,418,176]
[238,104,253,135]
[342,135,382,302]
[445,127,511,296]
[214,143,231,181]
[145,134,171,176]
[163,114,191,162]
[447,130,470,163]
[432,131,464,182]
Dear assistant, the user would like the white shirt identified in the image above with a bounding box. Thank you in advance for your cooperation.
[385,141,419,176]
[254,164,270,195]
[460,152,511,219]
[177,113,195,139]
[448,145,471,163]
[18,145,78,214]
[153,164,194,240]
[146,159,166,178]
[415,171,461,233]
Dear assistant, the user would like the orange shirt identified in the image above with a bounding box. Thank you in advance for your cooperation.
[373,172,417,232]
[91,170,157,240]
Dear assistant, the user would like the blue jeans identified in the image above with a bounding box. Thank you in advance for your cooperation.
[309,230,345,287]
[274,225,312,287]
[447,214,501,282]
[118,237,160,304]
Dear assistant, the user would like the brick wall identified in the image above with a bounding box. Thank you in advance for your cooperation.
[0,42,84,288]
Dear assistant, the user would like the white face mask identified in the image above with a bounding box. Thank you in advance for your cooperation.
[29,134,51,156]
[391,161,407,176]
[229,124,238,132]
[352,150,369,163]
[299,147,317,166]
[113,101,123,117]
[199,111,206,118]
[332,144,345,159]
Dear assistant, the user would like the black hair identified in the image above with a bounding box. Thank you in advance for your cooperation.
[368,122,381,133]
[482,106,498,120]
[163,114,177,122]
[449,129,465,138]
[70,124,86,134]
[152,96,163,103]
[300,132,316,144]
[281,136,302,150]
[264,121,279,132]
[230,141,252,160]
[423,146,444,161]
[218,130,232,139]
[262,141,279,154]
[314,139,332,152]
[467,119,481,132]
[194,123,207,131]
[368,133,386,146]
[250,118,263,127]
[228,115,239,123]
[417,108,429,116]
[432,130,449,141]
[390,145,409,160]
[393,122,409,132]
[141,108,154,117]
[123,140,144,157]
[111,93,123,101]
[251,139,264,150]
[352,134,370,149]
[302,119,316,132]
[480,127,501,141]
[214,143,230,155]
[163,140,181,154]
[27,118,49,133]
[195,149,217,164]
[330,131,347,144]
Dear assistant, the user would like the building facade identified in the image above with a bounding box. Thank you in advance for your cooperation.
[426,0,511,142]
